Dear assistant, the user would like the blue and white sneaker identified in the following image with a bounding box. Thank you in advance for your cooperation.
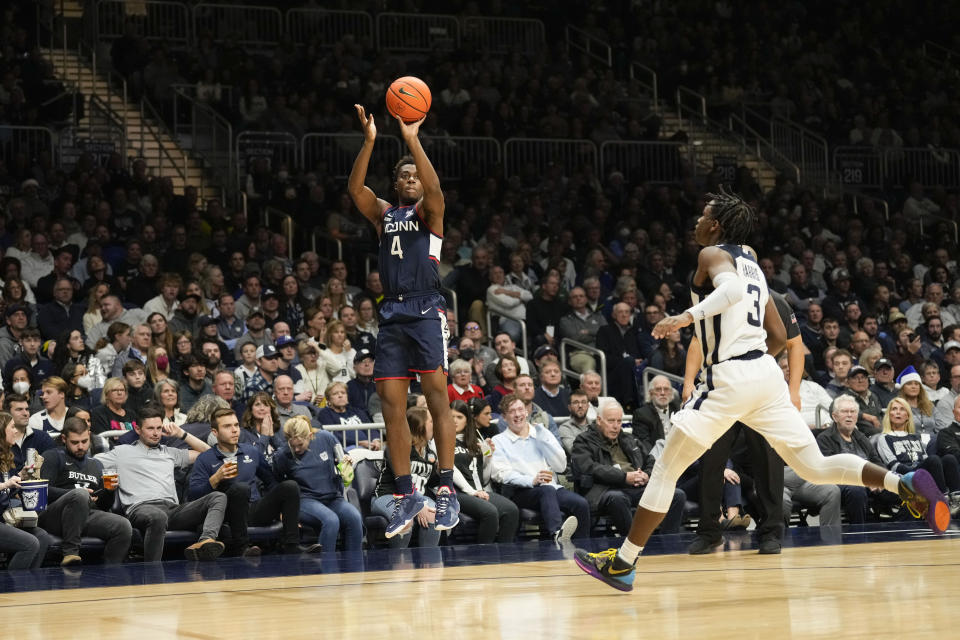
[385,491,426,538]
[434,486,460,531]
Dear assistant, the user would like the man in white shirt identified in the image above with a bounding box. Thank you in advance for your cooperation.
[21,232,55,289]
[491,394,590,541]
[86,295,147,349]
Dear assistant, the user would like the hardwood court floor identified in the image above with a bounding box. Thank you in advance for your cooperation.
[2,535,957,640]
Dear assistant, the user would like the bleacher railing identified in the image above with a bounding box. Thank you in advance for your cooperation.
[236,130,299,190]
[171,88,233,203]
[728,107,800,185]
[599,141,688,184]
[301,132,402,179]
[485,311,528,359]
[0,125,56,165]
[94,0,190,46]
[285,8,373,47]
[192,3,282,48]
[629,62,659,112]
[770,116,829,191]
[170,82,234,109]
[559,338,607,397]
[832,146,885,190]
[420,135,501,182]
[676,86,707,127]
[640,367,685,403]
[922,40,960,68]
[462,17,545,54]
[832,145,960,191]
[503,137,599,181]
[565,24,611,67]
[376,12,459,51]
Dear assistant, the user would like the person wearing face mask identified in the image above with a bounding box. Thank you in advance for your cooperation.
[28,376,70,436]
[52,329,107,391]
[62,362,97,412]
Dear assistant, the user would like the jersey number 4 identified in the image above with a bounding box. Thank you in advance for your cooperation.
[746,284,761,327]
[390,235,404,259]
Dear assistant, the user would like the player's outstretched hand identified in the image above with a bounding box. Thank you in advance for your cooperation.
[396,114,425,140]
[354,104,376,142]
[652,312,694,339]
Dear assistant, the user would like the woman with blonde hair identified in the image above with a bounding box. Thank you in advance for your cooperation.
[876,397,960,497]
[320,319,355,383]
[356,296,379,337]
[316,381,374,449]
[0,411,52,569]
[323,276,350,312]
[201,264,226,302]
[896,367,937,435]
[91,378,137,433]
[273,415,363,552]
[295,341,329,407]
[82,282,111,337]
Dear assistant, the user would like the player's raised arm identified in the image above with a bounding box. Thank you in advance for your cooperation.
[349,105,390,230]
[396,116,444,225]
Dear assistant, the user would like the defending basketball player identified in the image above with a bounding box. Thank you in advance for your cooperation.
[348,104,459,537]
[575,187,950,592]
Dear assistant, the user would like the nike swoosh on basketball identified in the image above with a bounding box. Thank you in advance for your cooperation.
[398,87,417,98]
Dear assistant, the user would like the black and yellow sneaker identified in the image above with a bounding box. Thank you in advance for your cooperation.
[898,469,951,534]
[573,548,636,592]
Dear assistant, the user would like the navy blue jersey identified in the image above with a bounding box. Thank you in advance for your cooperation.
[379,203,441,296]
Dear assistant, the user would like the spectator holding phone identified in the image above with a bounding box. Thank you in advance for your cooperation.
[890,328,923,377]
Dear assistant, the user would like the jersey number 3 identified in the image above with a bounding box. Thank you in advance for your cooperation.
[390,235,404,259]
[746,284,761,327]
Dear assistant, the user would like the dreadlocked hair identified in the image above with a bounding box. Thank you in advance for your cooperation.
[706,184,756,244]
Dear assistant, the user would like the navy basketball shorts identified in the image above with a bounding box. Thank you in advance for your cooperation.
[374,293,450,381]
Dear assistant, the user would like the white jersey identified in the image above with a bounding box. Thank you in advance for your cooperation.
[690,244,768,369]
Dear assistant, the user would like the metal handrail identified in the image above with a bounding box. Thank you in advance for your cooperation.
[919,212,959,245]
[771,115,830,191]
[441,287,459,326]
[629,62,659,112]
[922,40,960,66]
[639,366,684,403]
[558,338,607,397]
[485,310,529,359]
[844,190,890,221]
[565,24,611,67]
[171,86,234,200]
[138,95,189,188]
[676,86,707,126]
[264,206,295,255]
[728,112,800,184]
[311,228,343,261]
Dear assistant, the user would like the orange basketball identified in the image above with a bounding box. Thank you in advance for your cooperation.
[385,76,432,123]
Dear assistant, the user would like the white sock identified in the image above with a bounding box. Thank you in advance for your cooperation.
[618,539,643,565]
[884,471,902,494]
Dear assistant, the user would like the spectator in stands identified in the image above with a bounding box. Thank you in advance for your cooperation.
[94,322,129,378]
[448,358,485,403]
[86,295,146,350]
[825,349,854,397]
[920,359,949,404]
[317,381,374,450]
[871,358,898,408]
[821,269,861,323]
[4,393,56,470]
[239,391,283,456]
[21,232,54,289]
[491,394,589,541]
[234,274,262,321]
[559,390,592,455]
[778,352,831,430]
[126,254,161,308]
[122,359,153,417]
[147,312,176,358]
[274,415,363,552]
[242,344,280,403]
[274,374,311,425]
[169,291,201,336]
[189,407,301,557]
[534,359,570,418]
[146,345,172,385]
[62,362,95,411]
[558,286,606,374]
[486,354,520,411]
[38,417,133,565]
[449,399,519,544]
[486,264,532,345]
[0,410,52,569]
[111,323,151,377]
[347,348,379,420]
[487,332,532,379]
[38,277,84,340]
[444,245,491,332]
[177,354,211,413]
[296,340,329,408]
[933,364,960,430]
[0,303,30,364]
[571,398,686,536]
[815,395,890,524]
[895,366,937,435]
[841,365,883,436]
[525,271,566,350]
[906,283,957,328]
[320,320,354,383]
[154,379,186,428]
[596,302,654,410]
[875,397,960,496]
[274,336,302,385]
[217,293,244,348]
[35,248,76,306]
[51,329,106,390]
[3,327,53,385]
[632,375,680,452]
[28,376,69,436]
[92,377,137,434]
[648,329,687,377]
[233,308,272,361]
[95,406,224,562]
[372,406,442,549]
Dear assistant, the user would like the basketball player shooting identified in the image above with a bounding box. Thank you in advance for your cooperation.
[575,186,950,592]
[348,104,460,537]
